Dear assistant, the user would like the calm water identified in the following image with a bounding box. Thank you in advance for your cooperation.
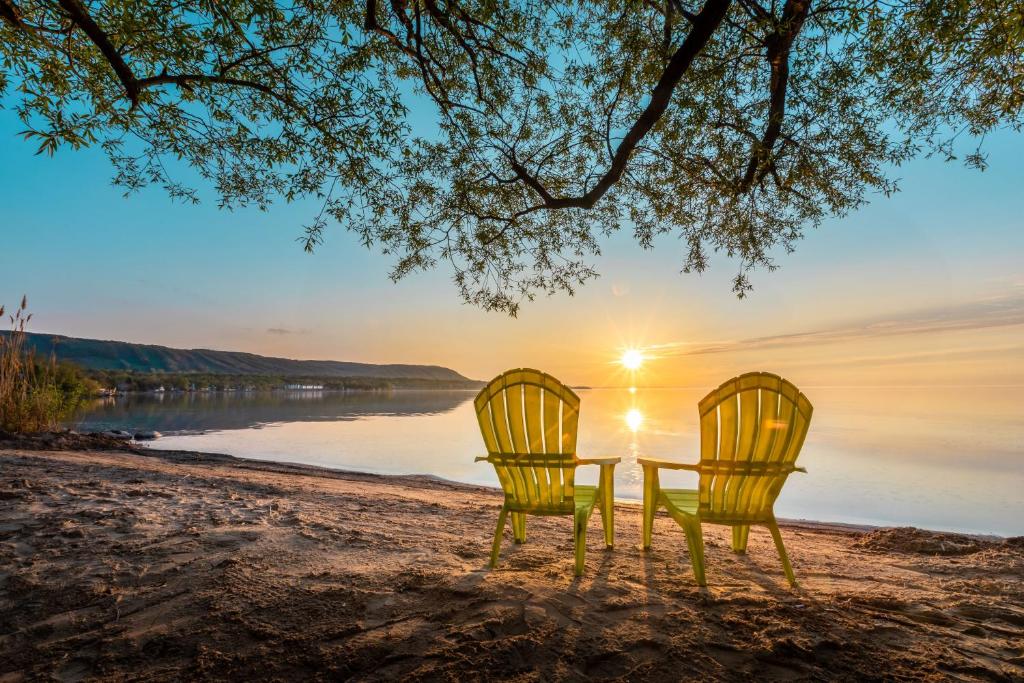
[71,387,1024,536]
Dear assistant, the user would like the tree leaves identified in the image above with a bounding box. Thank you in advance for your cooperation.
[1,0,1022,314]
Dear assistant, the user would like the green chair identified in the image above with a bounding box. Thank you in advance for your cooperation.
[475,368,619,576]
[641,372,812,586]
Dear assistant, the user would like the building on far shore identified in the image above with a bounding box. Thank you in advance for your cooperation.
[284,383,324,391]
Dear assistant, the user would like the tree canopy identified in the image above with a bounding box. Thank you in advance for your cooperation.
[2,1,1022,313]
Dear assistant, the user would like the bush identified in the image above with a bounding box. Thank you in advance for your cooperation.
[0,296,96,432]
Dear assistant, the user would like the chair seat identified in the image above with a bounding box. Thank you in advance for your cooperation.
[660,488,699,517]
[573,485,598,513]
[660,488,774,524]
[504,485,598,515]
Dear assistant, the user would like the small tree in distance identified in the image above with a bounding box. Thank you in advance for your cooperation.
[2,1,1021,314]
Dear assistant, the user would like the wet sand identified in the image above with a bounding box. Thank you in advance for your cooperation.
[1,446,1022,681]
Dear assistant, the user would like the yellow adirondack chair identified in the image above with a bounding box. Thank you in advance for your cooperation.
[640,372,812,586]
[474,369,619,576]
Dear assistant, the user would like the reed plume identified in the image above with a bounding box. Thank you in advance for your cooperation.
[0,296,91,432]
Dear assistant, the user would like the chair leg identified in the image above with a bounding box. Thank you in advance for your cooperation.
[642,466,658,550]
[767,520,797,587]
[600,464,614,548]
[511,512,526,544]
[490,506,508,569]
[683,518,707,586]
[599,505,614,549]
[732,525,750,553]
[573,510,588,576]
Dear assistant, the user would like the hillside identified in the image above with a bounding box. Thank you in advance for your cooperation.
[12,332,475,383]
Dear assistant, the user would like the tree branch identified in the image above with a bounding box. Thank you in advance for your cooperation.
[664,0,674,60]
[508,0,732,210]
[46,0,308,119]
[55,0,141,106]
[737,0,812,192]
[135,73,279,99]
[0,0,22,27]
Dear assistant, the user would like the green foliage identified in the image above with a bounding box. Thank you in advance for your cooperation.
[0,297,98,432]
[2,1,1022,313]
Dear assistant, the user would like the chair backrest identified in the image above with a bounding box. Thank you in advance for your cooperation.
[475,369,580,512]
[696,372,813,522]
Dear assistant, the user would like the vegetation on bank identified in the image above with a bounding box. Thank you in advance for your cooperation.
[0,298,97,432]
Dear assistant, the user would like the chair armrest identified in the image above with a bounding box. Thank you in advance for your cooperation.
[794,466,808,474]
[576,456,621,466]
[637,457,700,471]
[475,454,577,468]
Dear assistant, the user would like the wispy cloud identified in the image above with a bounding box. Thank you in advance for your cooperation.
[266,327,308,335]
[649,282,1024,357]
[781,343,1024,370]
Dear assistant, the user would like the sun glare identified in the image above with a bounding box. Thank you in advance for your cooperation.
[625,408,643,432]
[621,348,644,370]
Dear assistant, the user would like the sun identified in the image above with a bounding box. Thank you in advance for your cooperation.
[620,348,644,371]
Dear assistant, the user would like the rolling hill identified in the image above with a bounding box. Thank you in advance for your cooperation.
[12,332,476,384]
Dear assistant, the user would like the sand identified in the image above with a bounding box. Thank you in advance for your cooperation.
[1,444,1022,681]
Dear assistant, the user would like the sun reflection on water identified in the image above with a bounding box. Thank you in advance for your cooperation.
[625,408,643,432]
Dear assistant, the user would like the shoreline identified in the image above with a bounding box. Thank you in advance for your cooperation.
[2,444,1022,679]
[143,444,1005,540]
[5,431,1015,540]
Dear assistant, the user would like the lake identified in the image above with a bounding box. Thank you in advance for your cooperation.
[71,386,1024,536]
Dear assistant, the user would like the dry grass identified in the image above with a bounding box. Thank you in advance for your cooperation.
[0,296,90,432]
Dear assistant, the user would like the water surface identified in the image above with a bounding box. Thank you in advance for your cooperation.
[73,387,1024,536]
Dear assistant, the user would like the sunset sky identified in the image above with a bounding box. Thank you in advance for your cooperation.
[2,105,1022,388]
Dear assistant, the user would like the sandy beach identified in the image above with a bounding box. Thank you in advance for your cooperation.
[1,443,1022,681]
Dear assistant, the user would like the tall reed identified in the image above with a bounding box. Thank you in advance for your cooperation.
[0,296,92,432]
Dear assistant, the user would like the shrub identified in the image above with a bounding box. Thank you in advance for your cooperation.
[0,296,96,432]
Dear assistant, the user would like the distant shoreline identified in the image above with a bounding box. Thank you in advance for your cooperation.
[96,385,482,396]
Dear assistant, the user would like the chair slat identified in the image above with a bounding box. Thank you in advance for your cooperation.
[488,386,514,454]
[521,384,551,504]
[475,369,580,511]
[710,392,738,513]
[752,388,780,462]
[725,385,761,513]
[561,399,579,454]
[503,374,529,453]
[738,389,794,516]
[523,384,544,454]
[768,397,798,463]
[718,391,739,461]
[474,388,498,454]
[695,372,812,522]
[543,383,561,455]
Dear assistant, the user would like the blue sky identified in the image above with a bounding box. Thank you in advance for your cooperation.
[1,104,1022,385]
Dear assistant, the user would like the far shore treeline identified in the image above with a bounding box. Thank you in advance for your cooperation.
[1,331,482,394]
[88,370,482,393]
[1,310,479,433]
